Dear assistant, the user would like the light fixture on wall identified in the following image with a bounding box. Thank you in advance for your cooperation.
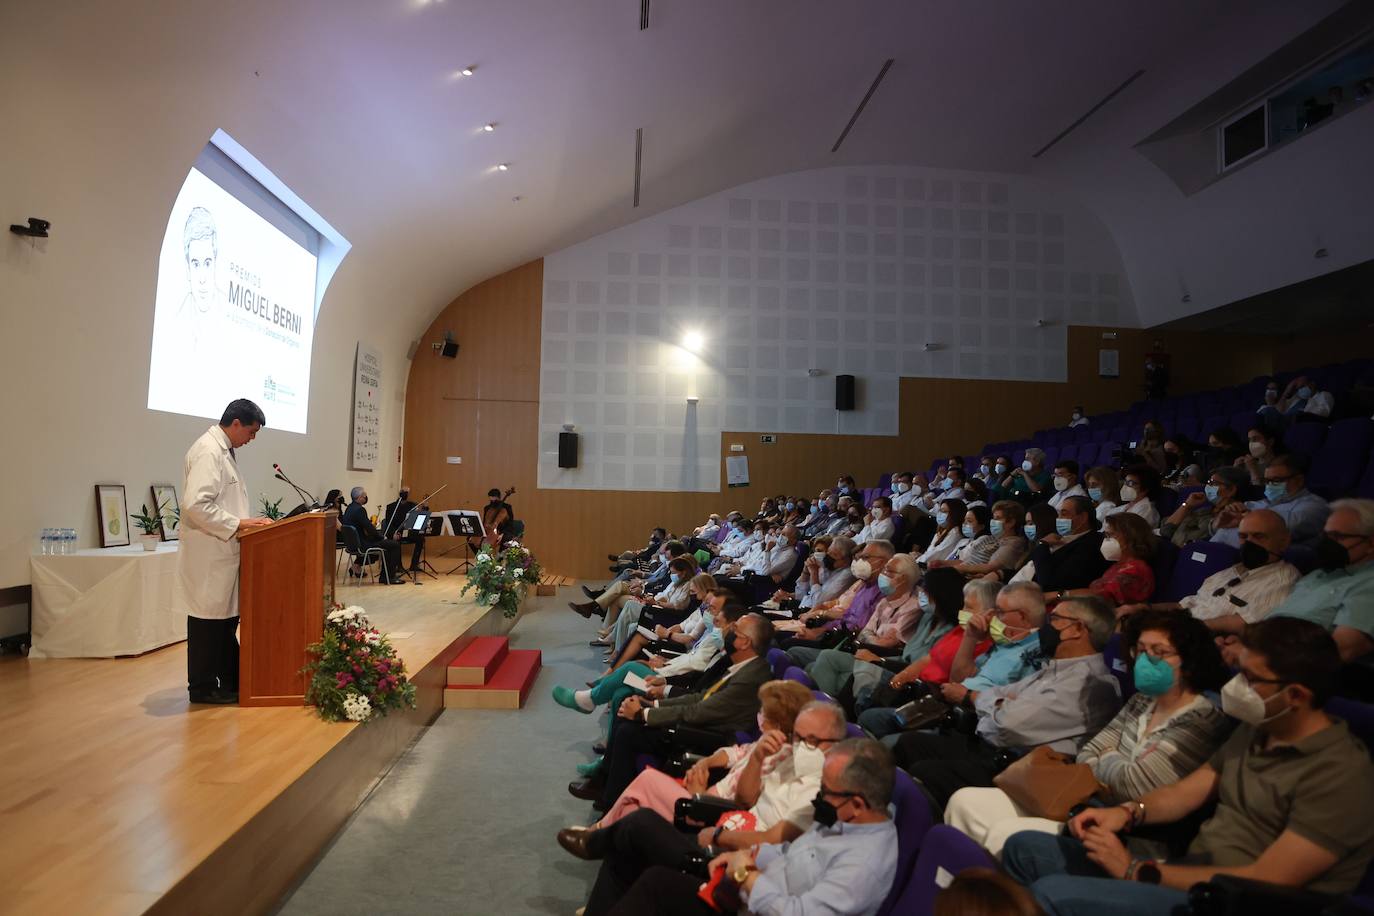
[460,66,475,76]
[682,330,704,352]
[482,123,496,132]
[923,342,942,351]
[1035,318,1055,328]
[496,163,509,171]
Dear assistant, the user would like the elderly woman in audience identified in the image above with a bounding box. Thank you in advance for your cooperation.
[1084,465,1122,524]
[1103,464,1161,528]
[573,680,817,833]
[1054,512,1156,611]
[592,554,698,641]
[954,500,1030,580]
[931,505,998,570]
[777,534,831,606]
[602,572,716,671]
[916,498,968,565]
[1159,465,1247,547]
[944,610,1230,856]
[786,550,919,669]
[1237,421,1281,486]
[999,448,1052,504]
[855,495,896,544]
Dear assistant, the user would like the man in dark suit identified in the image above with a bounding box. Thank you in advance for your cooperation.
[381,486,424,573]
[342,486,405,584]
[1029,495,1111,594]
[569,613,775,810]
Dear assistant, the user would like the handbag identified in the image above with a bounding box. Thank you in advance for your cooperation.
[891,695,952,731]
[992,745,1103,822]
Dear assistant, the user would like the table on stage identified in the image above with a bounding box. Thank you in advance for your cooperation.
[29,543,185,658]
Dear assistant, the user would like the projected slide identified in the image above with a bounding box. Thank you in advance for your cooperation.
[148,167,318,433]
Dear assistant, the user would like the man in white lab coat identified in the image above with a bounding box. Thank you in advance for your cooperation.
[178,399,273,704]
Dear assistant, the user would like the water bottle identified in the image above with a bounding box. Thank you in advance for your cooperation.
[39,528,51,555]
[66,528,77,554]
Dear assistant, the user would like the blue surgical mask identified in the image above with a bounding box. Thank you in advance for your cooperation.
[995,463,1007,474]
[877,574,896,597]
[669,573,682,584]
[1087,487,1103,502]
[989,520,1004,537]
[936,511,948,526]
[961,523,975,538]
[917,590,930,610]
[1055,517,1073,536]
[1297,386,1313,399]
[1133,653,1176,697]
[1021,459,1033,471]
[1024,524,1037,541]
[1264,482,1287,503]
[1204,484,1220,503]
[786,502,795,511]
[980,464,990,475]
[941,478,953,491]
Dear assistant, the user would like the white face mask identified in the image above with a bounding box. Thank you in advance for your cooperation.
[1053,476,1069,492]
[792,742,826,779]
[851,559,873,580]
[1119,484,1138,502]
[871,508,885,519]
[1220,673,1291,726]
[895,482,910,493]
[1249,440,1268,457]
[1100,538,1122,561]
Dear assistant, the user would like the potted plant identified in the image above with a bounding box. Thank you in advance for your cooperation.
[130,504,163,551]
[259,495,285,521]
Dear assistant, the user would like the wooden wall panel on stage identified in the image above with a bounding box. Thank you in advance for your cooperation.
[402,258,1289,581]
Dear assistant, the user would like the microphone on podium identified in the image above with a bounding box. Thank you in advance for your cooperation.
[273,462,320,514]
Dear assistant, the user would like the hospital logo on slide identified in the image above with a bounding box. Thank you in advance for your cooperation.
[262,375,298,407]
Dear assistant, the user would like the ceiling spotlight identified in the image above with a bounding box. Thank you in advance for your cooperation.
[496,163,509,171]
[460,66,474,76]
[483,123,495,132]
[682,330,705,351]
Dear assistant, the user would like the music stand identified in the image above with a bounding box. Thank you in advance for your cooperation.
[435,510,485,574]
[402,508,440,580]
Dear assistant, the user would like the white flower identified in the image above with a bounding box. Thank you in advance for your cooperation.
[506,540,521,549]
[521,548,531,556]
[341,692,372,722]
[511,568,523,579]
[475,553,491,564]
[365,630,382,645]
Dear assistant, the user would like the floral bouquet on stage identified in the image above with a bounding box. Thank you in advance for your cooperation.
[303,604,417,722]
[460,541,542,619]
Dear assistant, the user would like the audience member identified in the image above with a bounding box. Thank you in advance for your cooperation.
[963,476,990,509]
[601,571,715,672]
[1011,496,1110,594]
[786,549,916,669]
[1103,465,1161,528]
[775,541,891,646]
[953,500,1030,579]
[1056,513,1155,612]
[1068,406,1089,428]
[1003,618,1374,913]
[1159,465,1246,547]
[945,610,1230,855]
[890,472,919,512]
[1237,422,1280,486]
[1263,374,1335,426]
[1083,465,1121,524]
[891,595,1120,809]
[917,499,969,565]
[1204,427,1244,472]
[1271,498,1374,663]
[855,496,896,545]
[1048,460,1086,510]
[1212,452,1330,549]
[998,448,1052,503]
[1133,421,1168,476]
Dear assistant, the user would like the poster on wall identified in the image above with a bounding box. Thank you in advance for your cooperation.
[1098,348,1120,379]
[726,455,750,488]
[350,342,381,471]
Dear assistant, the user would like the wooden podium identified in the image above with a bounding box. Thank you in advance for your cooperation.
[237,510,338,706]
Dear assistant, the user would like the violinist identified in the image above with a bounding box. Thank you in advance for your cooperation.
[383,485,428,573]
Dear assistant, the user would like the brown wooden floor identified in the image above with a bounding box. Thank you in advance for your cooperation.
[0,574,497,916]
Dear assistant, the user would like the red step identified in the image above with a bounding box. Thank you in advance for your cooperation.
[447,636,510,686]
[444,649,541,710]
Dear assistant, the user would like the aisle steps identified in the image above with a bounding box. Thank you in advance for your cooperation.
[443,636,541,709]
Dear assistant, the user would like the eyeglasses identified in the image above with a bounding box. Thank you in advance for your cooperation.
[1263,473,1296,483]
[1136,643,1178,660]
[795,733,842,750]
[1326,531,1369,543]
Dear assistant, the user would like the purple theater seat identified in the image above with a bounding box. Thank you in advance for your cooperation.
[874,770,935,916]
[1359,456,1374,500]
[1283,421,1328,459]
[782,666,817,688]
[892,824,996,915]
[766,648,792,679]
[1161,541,1239,602]
[1309,418,1373,497]
[1103,632,1135,700]
[1149,540,1179,601]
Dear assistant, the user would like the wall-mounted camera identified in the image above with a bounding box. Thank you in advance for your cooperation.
[9,217,50,238]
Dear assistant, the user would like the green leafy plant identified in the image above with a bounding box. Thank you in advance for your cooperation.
[130,503,164,535]
[259,495,285,521]
[302,604,417,722]
[460,541,542,618]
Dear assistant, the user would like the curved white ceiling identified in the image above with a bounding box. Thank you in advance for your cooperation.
[0,0,1350,336]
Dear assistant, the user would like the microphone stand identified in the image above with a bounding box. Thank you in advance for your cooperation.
[273,466,320,512]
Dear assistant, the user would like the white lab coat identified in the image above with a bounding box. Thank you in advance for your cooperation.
[177,425,249,620]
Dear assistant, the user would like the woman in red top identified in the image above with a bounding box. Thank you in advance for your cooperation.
[1064,512,1156,611]
[885,570,999,690]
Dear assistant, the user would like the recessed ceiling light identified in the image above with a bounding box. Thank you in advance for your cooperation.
[511,195,522,202]
[460,66,474,76]
[496,163,509,171]
[483,123,495,132]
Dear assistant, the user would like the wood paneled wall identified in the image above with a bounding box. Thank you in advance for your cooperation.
[404,260,1286,581]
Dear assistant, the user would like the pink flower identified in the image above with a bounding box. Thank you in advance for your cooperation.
[353,664,363,675]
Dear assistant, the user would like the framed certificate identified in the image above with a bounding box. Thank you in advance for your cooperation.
[150,484,180,541]
[96,484,130,547]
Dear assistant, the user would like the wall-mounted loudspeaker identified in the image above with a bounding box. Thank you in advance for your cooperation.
[558,431,579,468]
[835,374,855,411]
[440,339,460,359]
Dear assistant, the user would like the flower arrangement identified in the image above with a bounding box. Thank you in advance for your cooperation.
[460,541,542,618]
[302,604,417,722]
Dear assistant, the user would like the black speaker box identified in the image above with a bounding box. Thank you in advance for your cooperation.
[558,431,579,468]
[835,374,855,411]
[441,339,460,358]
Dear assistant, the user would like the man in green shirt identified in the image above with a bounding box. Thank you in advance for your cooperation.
[1004,617,1374,914]
[1272,498,1374,664]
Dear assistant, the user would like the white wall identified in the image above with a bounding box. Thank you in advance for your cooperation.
[538,165,1135,492]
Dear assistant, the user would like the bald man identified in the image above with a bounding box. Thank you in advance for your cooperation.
[1119,509,1299,634]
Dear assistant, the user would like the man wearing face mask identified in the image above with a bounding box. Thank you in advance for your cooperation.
[791,535,857,611]
[1069,405,1089,428]
[892,596,1120,809]
[854,496,896,545]
[1212,453,1330,550]
[1004,618,1374,915]
[914,466,967,517]
[889,472,919,513]
[1119,510,1299,635]
[775,541,892,649]
[570,614,774,809]
[1047,460,1086,511]
[803,494,841,539]
[584,738,899,916]
[1270,499,1374,664]
[1011,496,1111,595]
[788,553,922,671]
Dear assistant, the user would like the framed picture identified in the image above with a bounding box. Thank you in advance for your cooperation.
[95,484,130,548]
[150,484,180,542]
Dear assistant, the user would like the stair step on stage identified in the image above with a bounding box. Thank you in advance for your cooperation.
[443,637,541,710]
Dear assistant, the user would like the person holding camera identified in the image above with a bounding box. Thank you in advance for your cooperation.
[891,595,1122,810]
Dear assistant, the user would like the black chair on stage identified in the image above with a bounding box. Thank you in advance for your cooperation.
[337,524,385,585]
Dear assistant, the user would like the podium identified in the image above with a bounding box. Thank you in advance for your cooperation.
[237,510,338,706]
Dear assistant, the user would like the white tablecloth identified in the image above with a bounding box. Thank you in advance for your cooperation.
[30,543,186,658]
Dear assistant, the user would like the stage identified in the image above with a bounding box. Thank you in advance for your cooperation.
[0,574,514,916]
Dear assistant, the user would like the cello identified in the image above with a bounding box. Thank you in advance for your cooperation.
[478,486,516,551]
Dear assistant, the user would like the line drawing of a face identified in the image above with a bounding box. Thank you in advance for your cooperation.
[183,207,218,312]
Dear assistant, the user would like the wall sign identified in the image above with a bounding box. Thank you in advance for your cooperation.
[350,342,381,470]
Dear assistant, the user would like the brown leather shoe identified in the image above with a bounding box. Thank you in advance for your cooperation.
[568,601,596,618]
[557,826,599,860]
[567,777,602,802]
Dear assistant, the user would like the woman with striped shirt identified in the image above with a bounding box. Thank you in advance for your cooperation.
[944,610,1232,856]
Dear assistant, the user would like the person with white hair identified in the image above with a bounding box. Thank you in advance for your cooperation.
[1272,498,1374,664]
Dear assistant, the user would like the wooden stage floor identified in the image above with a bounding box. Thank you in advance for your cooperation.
[0,574,506,916]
